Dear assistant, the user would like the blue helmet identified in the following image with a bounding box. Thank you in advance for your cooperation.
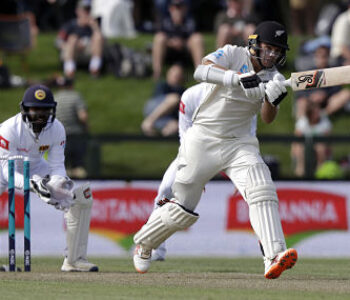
[20,84,57,134]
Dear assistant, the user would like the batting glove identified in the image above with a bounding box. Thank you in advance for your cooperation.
[265,79,287,106]
[239,72,265,99]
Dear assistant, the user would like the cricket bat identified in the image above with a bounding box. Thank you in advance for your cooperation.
[285,65,350,91]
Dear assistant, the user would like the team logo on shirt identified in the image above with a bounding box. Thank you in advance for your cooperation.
[179,101,185,114]
[0,135,9,150]
[39,145,50,152]
[213,49,224,59]
[34,89,46,100]
[239,64,249,74]
[83,187,92,199]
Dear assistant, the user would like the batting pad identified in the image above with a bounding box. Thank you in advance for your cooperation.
[65,183,93,263]
[246,164,286,259]
[134,201,199,250]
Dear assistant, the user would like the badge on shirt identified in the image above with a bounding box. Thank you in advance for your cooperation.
[179,101,186,114]
[0,135,9,150]
[39,145,50,152]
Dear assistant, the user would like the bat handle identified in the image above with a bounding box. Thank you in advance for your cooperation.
[283,78,292,87]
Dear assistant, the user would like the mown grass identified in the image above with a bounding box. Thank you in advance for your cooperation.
[0,257,350,299]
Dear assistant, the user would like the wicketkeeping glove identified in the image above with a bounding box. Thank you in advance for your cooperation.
[239,71,265,99]
[30,175,51,204]
[265,79,287,106]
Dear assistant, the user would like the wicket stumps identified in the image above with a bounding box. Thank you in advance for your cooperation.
[1,155,31,272]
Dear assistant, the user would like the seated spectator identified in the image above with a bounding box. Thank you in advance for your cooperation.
[294,41,350,119]
[91,0,137,38]
[50,76,89,178]
[214,0,257,48]
[55,0,104,78]
[289,0,319,36]
[0,0,39,48]
[291,101,332,177]
[152,0,204,79]
[142,64,185,136]
[330,1,350,66]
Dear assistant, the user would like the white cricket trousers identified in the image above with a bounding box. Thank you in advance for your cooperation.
[172,125,269,211]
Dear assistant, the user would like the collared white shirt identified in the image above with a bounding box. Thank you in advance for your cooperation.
[0,113,66,189]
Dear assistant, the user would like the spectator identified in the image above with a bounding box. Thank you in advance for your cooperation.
[291,101,332,177]
[289,0,319,36]
[142,64,185,136]
[151,0,204,79]
[214,0,257,48]
[56,0,104,78]
[0,0,39,48]
[330,0,350,66]
[294,40,350,119]
[52,76,89,178]
[91,0,137,38]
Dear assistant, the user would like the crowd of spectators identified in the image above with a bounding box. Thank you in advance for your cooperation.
[1,0,350,179]
[290,0,350,178]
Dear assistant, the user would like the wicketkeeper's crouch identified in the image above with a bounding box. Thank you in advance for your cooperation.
[0,84,98,272]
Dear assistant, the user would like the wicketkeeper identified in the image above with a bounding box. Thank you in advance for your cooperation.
[0,84,97,272]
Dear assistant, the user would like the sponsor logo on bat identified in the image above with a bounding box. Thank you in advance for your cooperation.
[296,70,325,89]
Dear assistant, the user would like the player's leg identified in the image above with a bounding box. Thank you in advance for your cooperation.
[224,138,297,279]
[61,183,98,272]
[151,158,178,261]
[133,129,221,273]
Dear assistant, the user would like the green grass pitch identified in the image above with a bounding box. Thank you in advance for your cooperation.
[0,257,350,299]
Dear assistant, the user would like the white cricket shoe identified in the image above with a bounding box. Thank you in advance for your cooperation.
[133,245,152,273]
[61,258,99,272]
[151,242,167,261]
[264,248,298,279]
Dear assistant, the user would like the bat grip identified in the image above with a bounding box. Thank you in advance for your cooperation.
[283,78,292,87]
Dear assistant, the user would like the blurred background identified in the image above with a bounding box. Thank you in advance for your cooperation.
[1,0,350,181]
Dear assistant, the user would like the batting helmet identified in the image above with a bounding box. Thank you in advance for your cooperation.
[248,21,289,67]
[20,84,57,133]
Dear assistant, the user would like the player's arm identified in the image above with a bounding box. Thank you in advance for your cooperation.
[36,123,74,210]
[0,128,25,190]
[47,121,67,177]
[194,46,264,99]
[260,100,278,124]
[194,57,240,87]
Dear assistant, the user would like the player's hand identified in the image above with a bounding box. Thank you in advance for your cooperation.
[30,175,51,204]
[265,79,287,106]
[53,198,74,212]
[239,72,265,99]
[45,175,75,211]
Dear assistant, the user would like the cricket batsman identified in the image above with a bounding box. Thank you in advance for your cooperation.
[0,84,97,272]
[133,21,298,279]
[151,82,257,261]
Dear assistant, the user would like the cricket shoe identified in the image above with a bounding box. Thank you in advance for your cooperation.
[134,245,152,273]
[151,242,167,261]
[264,248,298,279]
[61,257,99,272]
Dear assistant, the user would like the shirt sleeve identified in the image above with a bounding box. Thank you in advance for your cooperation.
[47,121,67,177]
[0,123,25,189]
[203,44,236,69]
[178,101,193,143]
